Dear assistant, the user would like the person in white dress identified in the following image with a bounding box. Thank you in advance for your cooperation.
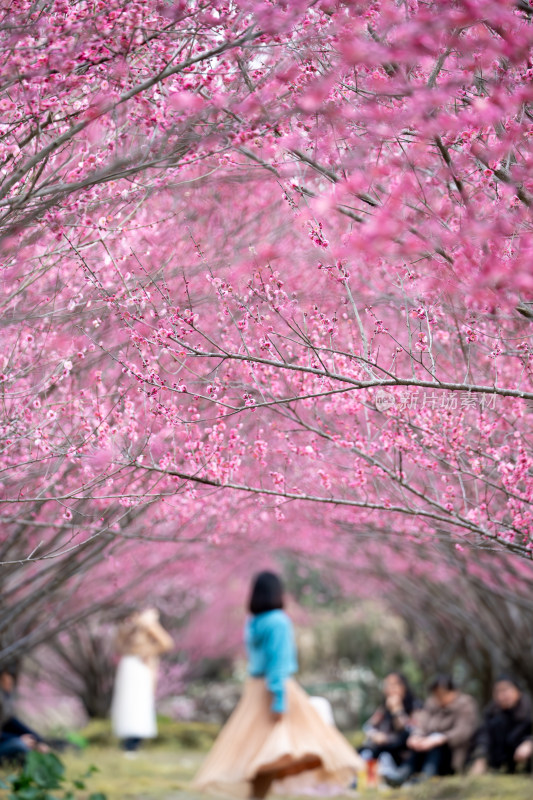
[111,608,173,753]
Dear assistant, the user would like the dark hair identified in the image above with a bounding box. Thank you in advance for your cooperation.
[495,673,522,691]
[0,661,18,680]
[248,571,284,615]
[385,672,416,715]
[428,674,455,693]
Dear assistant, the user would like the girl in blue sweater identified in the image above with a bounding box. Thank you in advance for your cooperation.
[194,571,362,798]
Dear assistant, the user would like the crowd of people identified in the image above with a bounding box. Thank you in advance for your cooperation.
[359,670,532,787]
[1,571,532,798]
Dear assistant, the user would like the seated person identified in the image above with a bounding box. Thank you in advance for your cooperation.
[0,664,49,765]
[382,674,478,786]
[360,672,419,769]
[470,675,532,774]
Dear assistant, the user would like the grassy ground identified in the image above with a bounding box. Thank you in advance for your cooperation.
[62,745,204,800]
[60,745,533,800]
[5,719,533,800]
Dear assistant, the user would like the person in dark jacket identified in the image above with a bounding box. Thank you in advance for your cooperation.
[0,664,49,765]
[360,672,419,767]
[470,676,532,774]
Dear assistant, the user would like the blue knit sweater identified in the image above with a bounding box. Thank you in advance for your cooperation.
[245,609,298,713]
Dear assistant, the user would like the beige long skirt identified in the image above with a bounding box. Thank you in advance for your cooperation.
[193,678,363,797]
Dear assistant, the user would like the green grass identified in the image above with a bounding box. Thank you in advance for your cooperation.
[59,739,533,800]
[62,745,205,800]
[79,717,219,752]
[3,720,532,800]
[392,775,533,800]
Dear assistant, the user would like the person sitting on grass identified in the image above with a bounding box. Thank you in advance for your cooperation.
[470,675,532,775]
[0,663,50,765]
[382,674,478,786]
[359,672,420,774]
